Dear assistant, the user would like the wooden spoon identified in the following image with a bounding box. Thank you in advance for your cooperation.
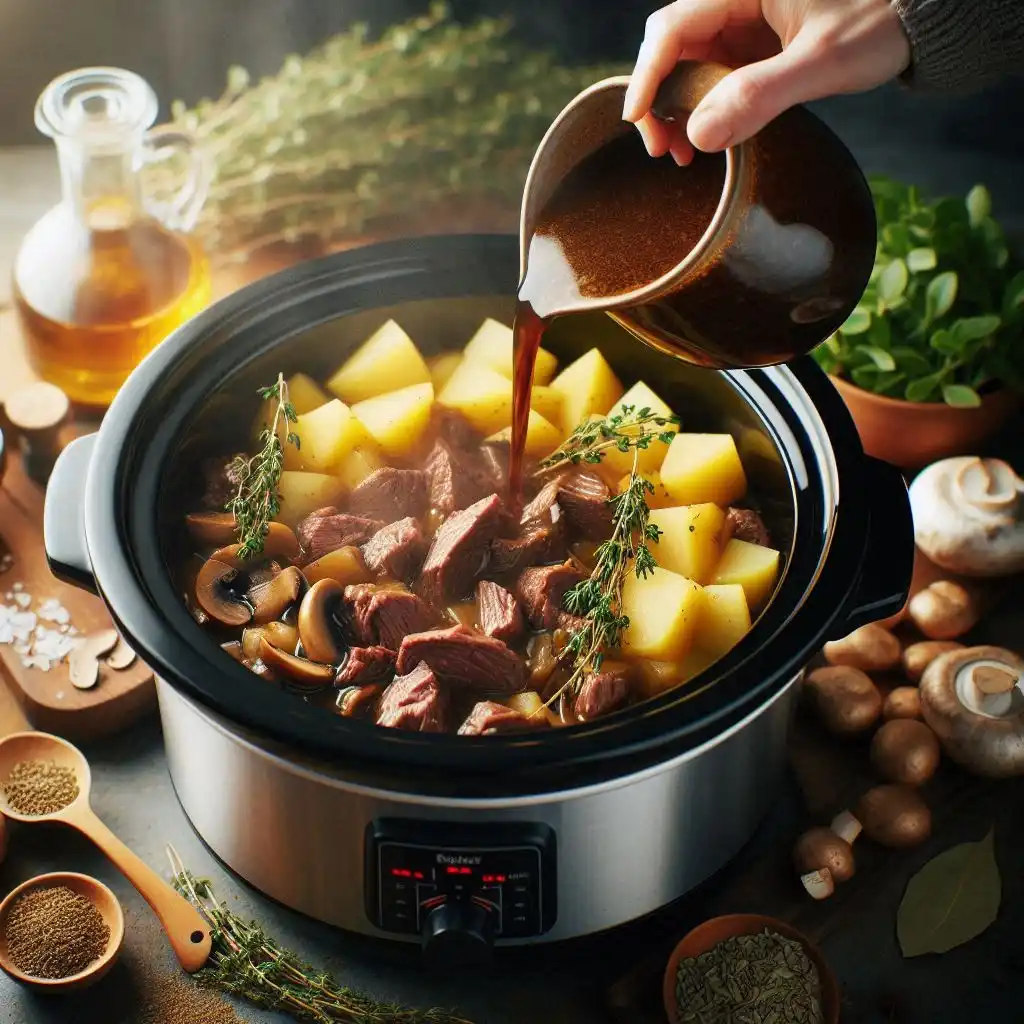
[0,731,211,972]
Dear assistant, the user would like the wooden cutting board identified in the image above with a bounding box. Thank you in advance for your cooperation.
[0,454,156,742]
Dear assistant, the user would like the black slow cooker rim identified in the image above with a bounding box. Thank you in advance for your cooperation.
[82,234,872,792]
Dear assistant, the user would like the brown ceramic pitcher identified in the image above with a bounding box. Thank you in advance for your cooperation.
[519,62,877,369]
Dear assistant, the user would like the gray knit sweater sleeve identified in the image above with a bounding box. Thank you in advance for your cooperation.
[893,0,1024,91]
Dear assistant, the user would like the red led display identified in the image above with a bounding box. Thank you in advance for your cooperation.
[481,874,507,883]
[413,871,424,880]
[390,868,412,878]
[445,866,473,875]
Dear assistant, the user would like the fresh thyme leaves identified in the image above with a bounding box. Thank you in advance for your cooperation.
[542,445,666,713]
[536,404,679,475]
[167,848,474,1024]
[226,374,300,559]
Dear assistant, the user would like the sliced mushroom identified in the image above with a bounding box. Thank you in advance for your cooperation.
[221,640,245,662]
[297,579,348,664]
[195,556,253,627]
[258,637,334,689]
[207,523,300,565]
[336,683,383,717]
[106,634,137,670]
[68,629,120,690]
[249,565,304,625]
[242,622,299,661]
[186,511,237,547]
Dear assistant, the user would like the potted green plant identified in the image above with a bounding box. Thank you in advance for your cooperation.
[813,176,1024,469]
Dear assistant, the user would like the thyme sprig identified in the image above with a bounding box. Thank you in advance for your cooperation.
[226,374,300,559]
[536,404,679,476]
[538,406,678,713]
[168,848,474,1024]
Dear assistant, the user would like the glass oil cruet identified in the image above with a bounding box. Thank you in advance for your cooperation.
[13,67,213,408]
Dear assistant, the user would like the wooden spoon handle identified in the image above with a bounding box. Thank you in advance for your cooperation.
[66,805,212,972]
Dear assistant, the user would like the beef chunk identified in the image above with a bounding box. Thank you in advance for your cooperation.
[726,507,771,547]
[376,662,446,732]
[396,625,527,693]
[458,700,550,736]
[348,468,427,521]
[344,585,434,650]
[361,518,427,580]
[334,645,396,688]
[335,683,384,717]
[437,408,480,451]
[298,508,383,562]
[557,470,613,541]
[520,473,566,529]
[476,580,523,643]
[515,561,585,631]
[490,526,566,575]
[424,440,498,515]
[575,665,633,721]
[200,454,246,510]
[418,493,504,603]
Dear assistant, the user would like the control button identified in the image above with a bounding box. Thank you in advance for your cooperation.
[421,900,495,968]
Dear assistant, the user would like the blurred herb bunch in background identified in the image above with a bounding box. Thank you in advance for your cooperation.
[813,177,1024,407]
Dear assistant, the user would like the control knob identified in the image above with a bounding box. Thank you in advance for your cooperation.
[421,898,495,967]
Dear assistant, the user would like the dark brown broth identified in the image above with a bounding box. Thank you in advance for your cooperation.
[510,134,726,501]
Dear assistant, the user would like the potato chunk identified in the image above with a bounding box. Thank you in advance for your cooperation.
[275,472,346,530]
[303,546,372,587]
[286,373,331,414]
[617,471,675,509]
[326,320,430,404]
[437,361,513,434]
[485,410,562,456]
[335,443,386,491]
[529,385,563,426]
[428,352,463,391]
[634,648,718,699]
[620,566,703,661]
[660,432,747,507]
[648,503,727,583]
[463,318,558,384]
[601,381,679,477]
[711,538,781,609]
[283,399,380,474]
[351,382,434,457]
[549,348,624,434]
[696,584,751,657]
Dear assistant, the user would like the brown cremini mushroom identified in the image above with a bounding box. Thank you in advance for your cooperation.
[854,784,932,847]
[805,665,883,735]
[870,719,941,785]
[883,687,923,721]
[297,579,348,664]
[258,637,334,689]
[186,511,238,547]
[823,623,901,672]
[249,565,304,625]
[919,644,1024,778]
[336,683,384,717]
[908,581,979,640]
[195,557,253,627]
[902,640,964,683]
[793,826,855,899]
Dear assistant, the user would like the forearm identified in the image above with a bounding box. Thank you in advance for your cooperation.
[893,0,1024,91]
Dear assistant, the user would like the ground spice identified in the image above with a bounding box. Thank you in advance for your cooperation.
[675,929,823,1024]
[137,971,243,1024]
[2,758,79,815]
[5,885,110,979]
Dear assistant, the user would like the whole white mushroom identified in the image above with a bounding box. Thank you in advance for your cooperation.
[909,456,1024,576]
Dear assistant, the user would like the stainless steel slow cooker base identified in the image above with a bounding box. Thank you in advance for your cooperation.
[158,673,800,944]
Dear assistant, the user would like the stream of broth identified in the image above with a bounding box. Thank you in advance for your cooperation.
[509,132,727,501]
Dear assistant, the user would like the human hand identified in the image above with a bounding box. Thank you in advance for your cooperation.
[623,0,911,164]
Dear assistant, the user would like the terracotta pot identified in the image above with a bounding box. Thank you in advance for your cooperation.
[663,913,840,1024]
[830,375,1021,470]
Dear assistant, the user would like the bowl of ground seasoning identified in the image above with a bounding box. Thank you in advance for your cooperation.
[663,914,840,1024]
[0,872,124,991]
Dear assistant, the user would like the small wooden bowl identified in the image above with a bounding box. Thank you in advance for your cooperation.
[663,914,840,1024]
[0,872,125,992]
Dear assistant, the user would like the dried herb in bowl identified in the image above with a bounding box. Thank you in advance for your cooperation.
[673,928,823,1024]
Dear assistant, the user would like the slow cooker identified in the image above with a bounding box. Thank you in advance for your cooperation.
[44,235,913,954]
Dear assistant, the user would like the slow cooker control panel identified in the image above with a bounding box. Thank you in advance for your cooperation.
[366,820,557,941]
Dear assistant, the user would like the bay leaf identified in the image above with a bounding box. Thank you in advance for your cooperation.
[897,829,1001,957]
